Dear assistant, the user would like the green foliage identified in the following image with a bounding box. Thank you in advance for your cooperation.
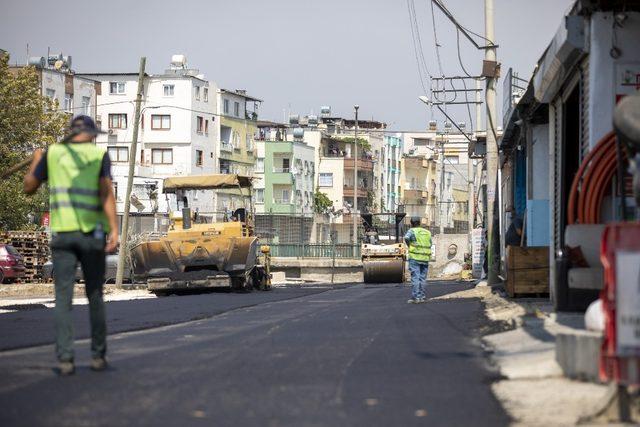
[339,136,371,152]
[0,53,67,230]
[313,190,333,214]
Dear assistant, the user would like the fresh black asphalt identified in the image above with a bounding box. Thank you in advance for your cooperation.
[0,282,509,426]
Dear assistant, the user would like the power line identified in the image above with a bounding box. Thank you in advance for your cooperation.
[406,0,430,96]
[429,0,445,78]
[410,0,433,81]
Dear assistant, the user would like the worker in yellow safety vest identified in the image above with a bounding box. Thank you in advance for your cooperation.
[404,216,432,303]
[23,115,118,376]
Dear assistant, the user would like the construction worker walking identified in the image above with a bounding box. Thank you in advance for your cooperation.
[23,115,118,376]
[404,216,432,304]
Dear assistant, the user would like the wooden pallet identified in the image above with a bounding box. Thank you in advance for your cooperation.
[1,230,50,282]
[506,246,550,298]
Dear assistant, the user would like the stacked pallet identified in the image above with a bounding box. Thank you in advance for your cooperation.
[0,231,50,283]
[506,246,550,297]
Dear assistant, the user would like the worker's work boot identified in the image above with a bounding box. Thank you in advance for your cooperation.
[58,361,75,376]
[90,357,108,372]
[407,298,418,304]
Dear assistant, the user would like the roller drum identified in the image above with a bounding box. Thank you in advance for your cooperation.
[362,258,404,283]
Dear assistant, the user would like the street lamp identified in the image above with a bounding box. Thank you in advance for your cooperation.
[353,105,360,248]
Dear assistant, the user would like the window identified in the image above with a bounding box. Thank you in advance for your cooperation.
[195,150,203,167]
[63,94,73,112]
[108,113,127,129]
[281,189,291,203]
[319,173,333,187]
[195,86,200,100]
[196,116,204,133]
[205,119,209,135]
[445,155,459,164]
[140,149,145,163]
[151,148,173,164]
[203,88,208,102]
[109,82,125,94]
[256,158,264,172]
[223,99,230,114]
[282,158,290,172]
[246,134,253,151]
[233,101,240,117]
[255,189,264,204]
[151,114,171,130]
[45,88,55,100]
[107,146,129,162]
[163,84,174,96]
[81,96,91,115]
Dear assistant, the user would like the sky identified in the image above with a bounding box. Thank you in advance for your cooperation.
[1,0,573,131]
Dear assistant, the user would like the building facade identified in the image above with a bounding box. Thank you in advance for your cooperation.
[11,54,99,121]
[381,135,403,213]
[81,56,219,218]
[254,123,315,214]
[215,89,261,212]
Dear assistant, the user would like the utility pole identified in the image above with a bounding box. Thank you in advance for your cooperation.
[439,132,445,234]
[115,57,146,288]
[484,0,499,285]
[353,105,359,247]
[468,79,483,247]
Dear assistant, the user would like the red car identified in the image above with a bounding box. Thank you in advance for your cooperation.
[0,244,26,283]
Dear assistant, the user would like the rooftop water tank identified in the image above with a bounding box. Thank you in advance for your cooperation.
[28,56,46,68]
[308,115,318,125]
[320,106,331,117]
[171,54,187,69]
[292,127,304,139]
[428,120,437,131]
[289,114,300,125]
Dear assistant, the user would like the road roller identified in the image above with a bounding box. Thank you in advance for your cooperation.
[361,213,407,284]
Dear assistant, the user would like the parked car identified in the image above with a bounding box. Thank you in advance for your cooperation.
[0,244,26,283]
[42,254,132,284]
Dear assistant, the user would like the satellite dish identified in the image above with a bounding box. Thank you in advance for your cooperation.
[54,60,64,70]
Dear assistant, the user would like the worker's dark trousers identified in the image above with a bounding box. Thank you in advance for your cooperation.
[51,231,107,362]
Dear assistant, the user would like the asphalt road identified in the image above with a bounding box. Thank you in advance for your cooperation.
[0,282,509,426]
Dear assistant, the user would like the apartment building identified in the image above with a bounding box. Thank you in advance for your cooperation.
[11,54,99,120]
[381,135,403,213]
[400,129,472,229]
[80,55,219,218]
[216,88,261,212]
[254,122,315,214]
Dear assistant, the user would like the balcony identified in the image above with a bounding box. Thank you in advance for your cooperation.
[403,189,428,200]
[273,167,291,174]
[343,186,368,198]
[404,157,430,169]
[343,158,374,171]
[221,142,234,152]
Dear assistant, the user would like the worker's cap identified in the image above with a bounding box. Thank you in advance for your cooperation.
[70,115,105,136]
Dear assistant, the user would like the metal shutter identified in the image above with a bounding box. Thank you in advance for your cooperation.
[579,57,590,161]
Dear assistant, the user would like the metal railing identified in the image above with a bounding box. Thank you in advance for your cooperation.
[265,243,361,258]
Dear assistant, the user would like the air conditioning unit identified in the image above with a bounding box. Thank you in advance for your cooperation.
[107,129,115,135]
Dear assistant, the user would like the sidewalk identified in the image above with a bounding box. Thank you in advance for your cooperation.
[433,283,614,426]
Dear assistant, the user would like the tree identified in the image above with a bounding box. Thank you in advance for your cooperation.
[0,53,67,230]
[313,190,333,215]
[339,136,371,152]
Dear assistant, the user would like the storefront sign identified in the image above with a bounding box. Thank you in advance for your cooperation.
[616,250,640,356]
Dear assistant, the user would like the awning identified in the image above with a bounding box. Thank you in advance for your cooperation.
[163,174,253,193]
[533,13,585,103]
